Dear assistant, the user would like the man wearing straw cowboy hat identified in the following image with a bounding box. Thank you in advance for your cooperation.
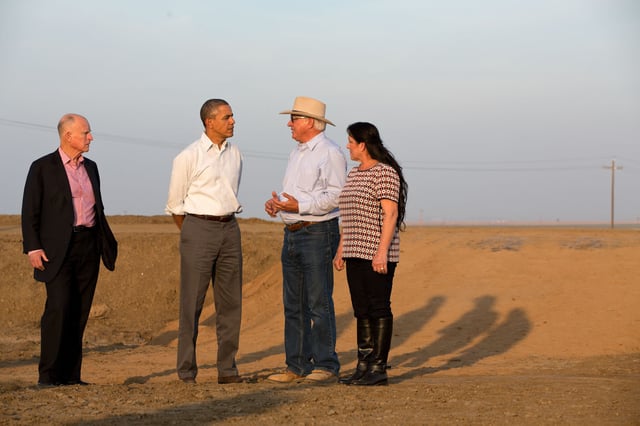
[265,96,347,383]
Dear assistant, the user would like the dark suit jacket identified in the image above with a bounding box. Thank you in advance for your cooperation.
[21,150,118,282]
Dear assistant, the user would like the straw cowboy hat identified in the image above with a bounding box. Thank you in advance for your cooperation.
[279,96,335,126]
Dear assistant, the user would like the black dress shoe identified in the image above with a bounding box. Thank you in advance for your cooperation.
[37,381,60,389]
[64,380,91,386]
[218,375,244,384]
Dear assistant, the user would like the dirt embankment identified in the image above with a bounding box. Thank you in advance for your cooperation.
[1,216,638,424]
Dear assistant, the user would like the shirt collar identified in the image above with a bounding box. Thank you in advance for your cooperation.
[58,147,84,166]
[297,132,323,152]
[200,132,228,152]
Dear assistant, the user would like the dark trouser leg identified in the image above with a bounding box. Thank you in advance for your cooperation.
[339,318,373,384]
[39,279,67,385]
[66,231,99,382]
[40,230,99,385]
[352,316,393,386]
[177,216,217,380]
[212,219,243,377]
[64,255,99,382]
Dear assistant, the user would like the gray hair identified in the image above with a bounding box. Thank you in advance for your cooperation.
[57,114,84,137]
[313,119,326,132]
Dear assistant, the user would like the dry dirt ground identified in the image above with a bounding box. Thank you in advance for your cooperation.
[1,215,639,425]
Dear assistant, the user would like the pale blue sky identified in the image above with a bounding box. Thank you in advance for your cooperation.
[1,0,639,223]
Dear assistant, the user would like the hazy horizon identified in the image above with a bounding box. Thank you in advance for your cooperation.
[1,1,638,223]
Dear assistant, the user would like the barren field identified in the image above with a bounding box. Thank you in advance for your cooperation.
[1,215,639,425]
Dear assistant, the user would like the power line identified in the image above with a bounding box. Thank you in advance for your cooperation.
[403,165,597,172]
[0,117,289,160]
[0,118,52,131]
[402,156,610,165]
[0,117,635,169]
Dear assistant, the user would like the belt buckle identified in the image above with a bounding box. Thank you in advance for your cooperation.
[287,221,307,232]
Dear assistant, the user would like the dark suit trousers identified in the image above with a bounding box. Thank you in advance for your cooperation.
[39,228,100,384]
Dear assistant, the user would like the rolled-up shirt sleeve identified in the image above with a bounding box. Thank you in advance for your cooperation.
[297,146,346,215]
[165,151,191,216]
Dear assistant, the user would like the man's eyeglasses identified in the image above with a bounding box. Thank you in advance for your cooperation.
[290,115,308,121]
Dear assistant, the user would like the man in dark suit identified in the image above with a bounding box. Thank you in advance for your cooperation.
[21,113,117,388]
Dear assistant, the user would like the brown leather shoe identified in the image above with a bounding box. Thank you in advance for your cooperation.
[267,370,305,383]
[218,375,244,384]
[305,369,338,383]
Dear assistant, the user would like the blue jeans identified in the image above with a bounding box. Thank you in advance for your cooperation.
[281,218,340,376]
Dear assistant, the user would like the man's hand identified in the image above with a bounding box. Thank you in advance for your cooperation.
[172,214,185,230]
[272,192,299,213]
[28,249,48,271]
[264,191,280,217]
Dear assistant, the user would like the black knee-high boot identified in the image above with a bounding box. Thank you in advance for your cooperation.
[340,318,373,385]
[352,316,392,386]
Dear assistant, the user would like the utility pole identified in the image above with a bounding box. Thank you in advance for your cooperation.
[603,160,623,228]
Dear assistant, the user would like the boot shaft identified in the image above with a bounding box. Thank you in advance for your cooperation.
[340,318,374,385]
[356,317,374,368]
[371,316,393,368]
[351,316,393,386]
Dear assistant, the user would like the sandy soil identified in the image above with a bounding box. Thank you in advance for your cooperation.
[0,215,638,425]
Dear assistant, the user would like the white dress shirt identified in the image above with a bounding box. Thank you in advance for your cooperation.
[279,132,347,224]
[166,132,243,216]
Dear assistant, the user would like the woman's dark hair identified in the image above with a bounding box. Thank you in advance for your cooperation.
[347,122,408,231]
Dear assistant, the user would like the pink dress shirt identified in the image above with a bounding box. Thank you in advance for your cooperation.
[59,148,96,227]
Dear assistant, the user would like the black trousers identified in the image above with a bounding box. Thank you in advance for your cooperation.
[39,229,100,384]
[345,258,396,319]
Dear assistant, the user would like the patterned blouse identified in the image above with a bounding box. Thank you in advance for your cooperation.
[338,162,400,262]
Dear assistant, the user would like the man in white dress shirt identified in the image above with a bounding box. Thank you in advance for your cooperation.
[264,96,347,383]
[166,99,244,385]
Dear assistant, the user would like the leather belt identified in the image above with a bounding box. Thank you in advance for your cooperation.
[73,225,95,233]
[285,221,315,232]
[188,213,235,223]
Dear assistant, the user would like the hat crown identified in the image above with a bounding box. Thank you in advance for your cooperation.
[280,96,335,126]
[290,96,326,117]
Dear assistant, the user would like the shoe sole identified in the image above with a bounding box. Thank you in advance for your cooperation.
[351,380,388,386]
[305,375,338,384]
[267,375,304,383]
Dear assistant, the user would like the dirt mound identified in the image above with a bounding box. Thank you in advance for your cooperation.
[1,217,638,424]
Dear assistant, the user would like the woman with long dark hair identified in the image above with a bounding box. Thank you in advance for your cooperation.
[333,122,408,386]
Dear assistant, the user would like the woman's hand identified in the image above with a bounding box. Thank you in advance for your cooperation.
[333,244,345,271]
[372,251,388,274]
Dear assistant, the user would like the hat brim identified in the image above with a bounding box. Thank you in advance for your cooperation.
[279,110,335,126]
